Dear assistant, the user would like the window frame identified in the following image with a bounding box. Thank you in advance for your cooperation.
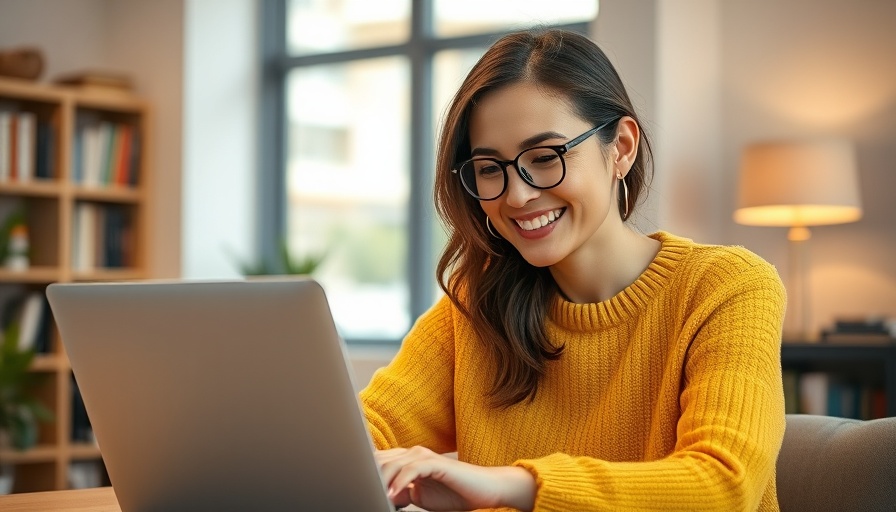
[260,0,590,344]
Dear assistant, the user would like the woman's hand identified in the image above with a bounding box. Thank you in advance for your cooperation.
[375,446,536,511]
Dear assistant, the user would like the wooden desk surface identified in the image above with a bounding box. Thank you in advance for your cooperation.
[0,486,428,511]
[0,487,120,512]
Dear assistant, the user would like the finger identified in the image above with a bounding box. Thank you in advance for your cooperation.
[389,459,440,497]
[389,484,412,507]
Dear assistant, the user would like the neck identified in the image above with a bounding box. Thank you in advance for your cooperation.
[549,225,660,304]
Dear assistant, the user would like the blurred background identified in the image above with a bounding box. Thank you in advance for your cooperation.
[1,0,893,345]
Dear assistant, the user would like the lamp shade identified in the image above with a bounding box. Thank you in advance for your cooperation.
[734,139,862,227]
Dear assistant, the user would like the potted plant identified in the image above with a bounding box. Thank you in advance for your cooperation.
[0,319,54,493]
[231,240,326,277]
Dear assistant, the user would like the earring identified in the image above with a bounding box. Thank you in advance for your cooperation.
[485,216,502,239]
[617,173,629,220]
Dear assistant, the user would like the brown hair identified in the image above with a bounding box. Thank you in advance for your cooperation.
[434,29,653,408]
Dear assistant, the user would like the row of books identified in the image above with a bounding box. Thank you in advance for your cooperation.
[783,369,888,419]
[0,109,56,182]
[0,291,53,354]
[73,118,141,187]
[71,203,135,271]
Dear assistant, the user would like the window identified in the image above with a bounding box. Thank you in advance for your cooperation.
[261,0,597,343]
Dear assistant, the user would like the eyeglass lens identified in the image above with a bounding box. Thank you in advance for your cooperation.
[459,147,564,200]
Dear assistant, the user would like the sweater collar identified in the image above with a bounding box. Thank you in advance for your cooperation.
[549,231,692,331]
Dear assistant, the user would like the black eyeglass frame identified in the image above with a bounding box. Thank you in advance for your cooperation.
[452,119,616,201]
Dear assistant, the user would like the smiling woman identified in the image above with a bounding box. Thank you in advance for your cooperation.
[359,29,788,512]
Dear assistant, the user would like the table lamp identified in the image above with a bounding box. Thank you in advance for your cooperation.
[734,139,862,340]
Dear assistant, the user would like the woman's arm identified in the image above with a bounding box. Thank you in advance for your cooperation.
[360,295,458,454]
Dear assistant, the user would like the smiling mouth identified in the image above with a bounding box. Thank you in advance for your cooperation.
[514,208,565,231]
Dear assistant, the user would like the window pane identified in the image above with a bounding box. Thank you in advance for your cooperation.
[430,48,486,302]
[287,0,411,55]
[434,0,598,37]
[286,57,411,340]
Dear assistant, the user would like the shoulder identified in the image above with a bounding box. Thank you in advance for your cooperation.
[660,233,785,302]
[401,294,465,353]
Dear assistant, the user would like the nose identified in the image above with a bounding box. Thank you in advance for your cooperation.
[504,164,541,208]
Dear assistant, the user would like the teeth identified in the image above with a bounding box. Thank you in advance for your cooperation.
[516,209,563,231]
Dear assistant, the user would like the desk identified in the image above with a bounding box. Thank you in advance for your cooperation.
[0,487,428,511]
[0,487,120,511]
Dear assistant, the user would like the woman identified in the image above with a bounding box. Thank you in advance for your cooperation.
[362,29,786,511]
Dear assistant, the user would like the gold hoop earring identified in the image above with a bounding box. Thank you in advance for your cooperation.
[617,173,629,220]
[485,216,502,239]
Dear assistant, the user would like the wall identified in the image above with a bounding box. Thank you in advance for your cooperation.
[654,0,722,243]
[720,0,896,336]
[182,0,258,279]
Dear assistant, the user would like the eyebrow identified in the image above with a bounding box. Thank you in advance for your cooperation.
[470,130,568,158]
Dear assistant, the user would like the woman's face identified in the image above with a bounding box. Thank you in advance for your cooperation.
[468,82,621,268]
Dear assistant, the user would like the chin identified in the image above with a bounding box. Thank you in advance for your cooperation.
[516,250,563,269]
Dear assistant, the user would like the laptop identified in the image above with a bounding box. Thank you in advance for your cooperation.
[47,278,395,512]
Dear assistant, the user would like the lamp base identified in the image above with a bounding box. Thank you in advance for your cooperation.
[785,227,814,342]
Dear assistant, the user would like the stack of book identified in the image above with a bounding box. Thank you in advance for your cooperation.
[821,318,895,345]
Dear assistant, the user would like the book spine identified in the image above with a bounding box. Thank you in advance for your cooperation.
[0,110,11,181]
[16,111,36,181]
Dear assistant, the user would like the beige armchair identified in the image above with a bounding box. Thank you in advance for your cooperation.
[776,414,896,512]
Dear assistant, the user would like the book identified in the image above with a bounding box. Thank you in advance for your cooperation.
[0,110,11,180]
[821,331,894,345]
[834,318,889,334]
[798,372,829,415]
[16,291,44,351]
[35,119,54,179]
[16,111,36,180]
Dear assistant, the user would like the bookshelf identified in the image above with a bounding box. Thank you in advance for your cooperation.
[0,76,150,493]
[781,341,896,418]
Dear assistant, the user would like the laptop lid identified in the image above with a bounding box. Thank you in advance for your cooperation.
[47,278,393,512]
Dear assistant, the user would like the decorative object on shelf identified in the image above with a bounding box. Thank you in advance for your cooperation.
[54,70,134,93]
[0,211,30,271]
[734,139,862,341]
[0,47,44,81]
[4,224,30,271]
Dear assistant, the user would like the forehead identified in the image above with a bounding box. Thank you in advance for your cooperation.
[469,82,584,147]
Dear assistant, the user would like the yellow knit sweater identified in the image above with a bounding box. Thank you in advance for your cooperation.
[361,232,787,511]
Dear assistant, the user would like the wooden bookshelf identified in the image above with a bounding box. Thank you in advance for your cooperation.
[781,340,896,418]
[0,76,149,493]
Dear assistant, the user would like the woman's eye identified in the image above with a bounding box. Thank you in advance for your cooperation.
[476,164,502,178]
[531,153,558,164]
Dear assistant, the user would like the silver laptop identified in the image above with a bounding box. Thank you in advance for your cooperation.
[47,278,394,512]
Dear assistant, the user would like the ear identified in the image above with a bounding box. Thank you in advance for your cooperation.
[612,116,640,178]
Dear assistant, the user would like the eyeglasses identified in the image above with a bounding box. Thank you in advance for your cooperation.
[452,120,615,201]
